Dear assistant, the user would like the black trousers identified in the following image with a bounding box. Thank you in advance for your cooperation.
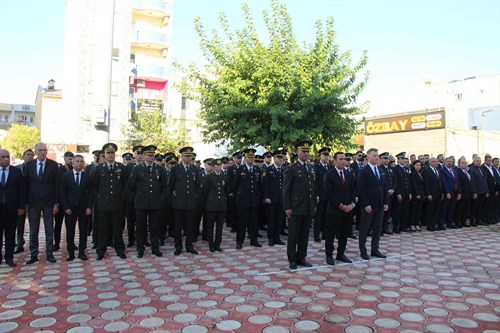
[136,209,160,252]
[359,208,383,255]
[64,207,88,254]
[392,197,410,231]
[266,202,284,243]
[174,209,195,250]
[126,200,136,244]
[0,203,16,261]
[91,203,99,244]
[96,209,125,256]
[205,210,225,248]
[29,204,54,258]
[382,196,393,231]
[159,205,174,241]
[53,209,65,247]
[325,211,351,257]
[258,204,267,230]
[194,206,205,240]
[454,197,471,226]
[470,194,486,224]
[236,207,258,245]
[226,197,236,228]
[425,198,440,228]
[409,199,424,226]
[483,191,496,221]
[313,200,327,240]
[287,214,312,262]
[16,209,26,248]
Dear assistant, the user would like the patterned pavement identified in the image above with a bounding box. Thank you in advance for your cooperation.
[0,223,499,333]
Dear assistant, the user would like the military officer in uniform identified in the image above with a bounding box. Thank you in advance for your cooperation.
[233,148,262,249]
[313,147,331,242]
[195,158,213,242]
[261,149,286,246]
[86,150,102,247]
[93,143,128,260]
[53,151,74,252]
[202,158,229,252]
[226,151,242,232]
[125,145,144,247]
[128,145,168,257]
[168,147,201,255]
[283,140,318,270]
[159,154,176,244]
[379,152,396,235]
[392,152,412,233]
[122,153,133,165]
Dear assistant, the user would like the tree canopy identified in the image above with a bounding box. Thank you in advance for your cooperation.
[1,124,41,159]
[176,0,368,153]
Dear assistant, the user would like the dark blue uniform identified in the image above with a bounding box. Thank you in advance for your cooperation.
[261,164,285,245]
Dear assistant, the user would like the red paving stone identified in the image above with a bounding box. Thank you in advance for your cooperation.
[0,224,499,332]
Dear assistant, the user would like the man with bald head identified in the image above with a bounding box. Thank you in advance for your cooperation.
[0,149,26,266]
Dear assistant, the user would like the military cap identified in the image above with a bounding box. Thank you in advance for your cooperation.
[92,150,101,156]
[155,154,163,161]
[263,151,272,158]
[295,140,312,151]
[122,152,133,160]
[64,151,74,158]
[179,146,194,156]
[355,150,364,155]
[192,153,197,158]
[102,143,118,153]
[243,148,257,157]
[166,155,179,164]
[380,152,390,159]
[232,151,242,158]
[213,158,222,165]
[203,158,213,165]
[254,154,263,162]
[164,152,175,159]
[132,145,144,153]
[318,147,331,155]
[272,149,286,157]
[221,157,229,164]
[345,152,353,158]
[291,153,298,160]
[395,152,406,159]
[142,145,157,156]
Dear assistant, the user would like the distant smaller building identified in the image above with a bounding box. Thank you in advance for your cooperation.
[0,102,36,141]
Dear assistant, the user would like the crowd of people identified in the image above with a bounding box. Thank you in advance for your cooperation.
[0,141,498,270]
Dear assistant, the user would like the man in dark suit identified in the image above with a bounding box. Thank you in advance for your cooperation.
[168,147,201,255]
[283,140,318,269]
[313,147,331,242]
[25,142,59,264]
[482,155,497,224]
[14,148,34,254]
[423,157,443,231]
[125,145,144,248]
[59,154,92,261]
[233,148,262,249]
[261,149,286,247]
[128,145,168,258]
[469,156,488,226]
[455,157,475,228]
[439,156,461,228]
[0,149,26,266]
[93,143,128,260]
[356,148,388,260]
[379,152,396,235]
[85,149,103,247]
[226,151,242,232]
[493,157,500,222]
[324,152,356,265]
[392,152,412,233]
[53,151,74,252]
[159,154,177,244]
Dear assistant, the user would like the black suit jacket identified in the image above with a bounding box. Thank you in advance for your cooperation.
[202,173,229,211]
[481,164,496,193]
[233,165,262,208]
[393,165,412,197]
[356,164,387,210]
[93,162,128,211]
[261,164,284,204]
[128,163,168,210]
[168,163,200,210]
[324,167,356,215]
[25,158,59,207]
[0,166,26,210]
[423,166,442,198]
[410,170,425,198]
[469,165,488,194]
[457,168,475,199]
[60,170,93,211]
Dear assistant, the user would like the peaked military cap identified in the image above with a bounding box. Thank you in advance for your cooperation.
[179,146,194,156]
[380,152,390,159]
[272,149,286,157]
[132,145,144,153]
[232,151,242,158]
[142,145,157,156]
[295,140,312,151]
[203,158,213,165]
[263,151,272,158]
[221,157,229,164]
[102,143,118,153]
[396,152,406,158]
[166,155,179,164]
[213,158,222,165]
[122,152,133,160]
[243,148,257,157]
[318,147,331,155]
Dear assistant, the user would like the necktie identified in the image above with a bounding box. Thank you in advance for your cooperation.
[1,167,6,186]
[249,167,252,173]
[109,164,113,171]
[464,169,470,180]
[76,172,80,186]
[374,167,380,180]
[324,165,328,171]
[449,168,455,178]
[340,170,345,186]
[148,165,152,173]
[434,168,439,178]
[185,165,188,173]
[38,162,44,180]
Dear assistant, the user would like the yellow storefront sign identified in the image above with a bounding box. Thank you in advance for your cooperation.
[365,110,445,135]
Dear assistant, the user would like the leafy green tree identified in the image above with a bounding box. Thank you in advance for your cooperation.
[121,107,188,153]
[1,124,41,159]
[176,0,368,152]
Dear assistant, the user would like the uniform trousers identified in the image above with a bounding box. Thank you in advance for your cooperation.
[236,207,258,245]
[287,214,312,262]
[136,209,160,252]
[174,209,195,250]
[266,202,284,243]
[205,211,225,248]
[96,210,125,256]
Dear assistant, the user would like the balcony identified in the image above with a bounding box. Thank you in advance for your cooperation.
[131,30,169,49]
[136,64,167,81]
[132,0,172,18]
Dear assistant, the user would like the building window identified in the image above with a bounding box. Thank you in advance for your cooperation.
[455,93,462,101]
[181,97,187,110]
[29,116,33,123]
[5,115,9,122]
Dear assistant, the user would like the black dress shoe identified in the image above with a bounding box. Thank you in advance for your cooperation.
[297,259,312,267]
[280,231,288,236]
[96,255,103,260]
[26,257,38,264]
[347,234,357,239]
[14,247,24,254]
[118,253,127,259]
[438,226,446,230]
[371,251,386,258]
[471,223,478,227]
[186,248,198,255]
[127,242,134,248]
[230,228,236,233]
[326,256,335,266]
[393,230,401,234]
[426,227,435,232]
[47,255,57,263]
[6,259,16,267]
[401,228,411,232]
[145,241,151,247]
[152,251,163,257]
[174,248,182,256]
[215,247,222,252]
[250,242,262,248]
[268,242,274,247]
[78,254,88,261]
[314,238,321,243]
[236,244,243,249]
[53,244,60,252]
[192,238,198,243]
[209,247,215,253]
[289,261,297,270]
[67,254,75,262]
[275,240,285,245]
[137,251,144,258]
[336,254,353,263]
[159,239,165,246]
[360,253,370,260]
[257,234,263,238]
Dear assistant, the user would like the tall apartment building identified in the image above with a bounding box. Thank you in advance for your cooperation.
[60,0,173,155]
